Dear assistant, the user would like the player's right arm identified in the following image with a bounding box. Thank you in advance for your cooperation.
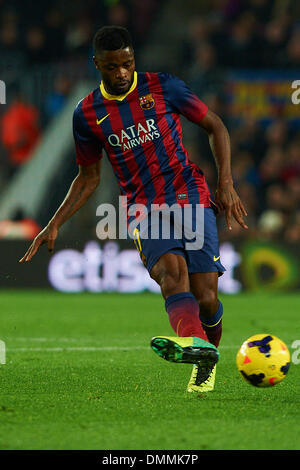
[19,99,103,263]
[19,161,101,263]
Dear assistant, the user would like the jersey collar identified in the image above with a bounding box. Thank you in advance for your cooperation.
[100,71,137,101]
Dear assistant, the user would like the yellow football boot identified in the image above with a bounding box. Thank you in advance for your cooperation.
[187,364,216,393]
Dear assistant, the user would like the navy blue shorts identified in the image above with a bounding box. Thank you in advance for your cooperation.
[131,205,226,276]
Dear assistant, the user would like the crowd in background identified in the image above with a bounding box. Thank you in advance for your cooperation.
[0,0,159,179]
[182,0,300,71]
[180,0,300,243]
[0,0,156,69]
[193,114,300,245]
[0,0,299,243]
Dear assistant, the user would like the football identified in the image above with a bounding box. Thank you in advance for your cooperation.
[236,334,290,387]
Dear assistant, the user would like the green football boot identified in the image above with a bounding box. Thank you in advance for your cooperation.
[151,336,219,385]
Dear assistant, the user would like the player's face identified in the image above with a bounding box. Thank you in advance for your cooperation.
[94,47,135,96]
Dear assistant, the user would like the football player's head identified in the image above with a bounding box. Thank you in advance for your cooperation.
[93,26,135,96]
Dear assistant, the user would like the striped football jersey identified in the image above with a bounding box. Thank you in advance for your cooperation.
[73,71,211,211]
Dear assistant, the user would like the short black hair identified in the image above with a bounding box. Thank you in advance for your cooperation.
[93,25,133,56]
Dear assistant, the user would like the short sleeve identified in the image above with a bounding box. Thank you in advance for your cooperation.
[161,73,208,124]
[73,102,103,166]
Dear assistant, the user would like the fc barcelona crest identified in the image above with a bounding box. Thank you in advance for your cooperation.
[139,93,155,110]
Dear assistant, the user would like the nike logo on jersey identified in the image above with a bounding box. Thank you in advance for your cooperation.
[96,114,110,125]
[213,255,220,262]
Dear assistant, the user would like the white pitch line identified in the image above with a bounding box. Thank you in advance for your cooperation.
[10,337,88,343]
[6,345,237,352]
[4,337,239,351]
[7,346,149,352]
[8,338,241,348]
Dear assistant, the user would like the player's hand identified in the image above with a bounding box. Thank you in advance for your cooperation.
[19,223,58,263]
[215,183,248,231]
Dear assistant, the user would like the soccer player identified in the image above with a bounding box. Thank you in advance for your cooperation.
[19,26,248,393]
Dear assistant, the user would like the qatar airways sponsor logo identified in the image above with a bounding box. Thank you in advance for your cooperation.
[108,119,160,151]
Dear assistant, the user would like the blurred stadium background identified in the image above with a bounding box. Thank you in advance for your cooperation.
[0,0,299,294]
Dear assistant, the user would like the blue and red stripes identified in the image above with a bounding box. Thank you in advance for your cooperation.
[74,71,212,215]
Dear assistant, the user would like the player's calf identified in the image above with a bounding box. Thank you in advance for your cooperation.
[190,275,223,347]
[199,300,223,348]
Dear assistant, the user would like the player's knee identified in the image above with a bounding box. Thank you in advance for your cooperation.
[150,264,188,297]
[164,269,186,292]
[196,289,218,317]
[150,253,189,297]
[151,265,182,286]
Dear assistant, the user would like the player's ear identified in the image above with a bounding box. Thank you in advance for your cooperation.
[93,56,99,70]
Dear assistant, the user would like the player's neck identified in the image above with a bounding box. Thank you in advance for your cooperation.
[100,72,137,101]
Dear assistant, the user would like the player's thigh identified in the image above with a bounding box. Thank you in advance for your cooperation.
[150,252,190,297]
[189,272,219,312]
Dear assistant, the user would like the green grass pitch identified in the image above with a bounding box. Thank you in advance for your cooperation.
[0,290,299,450]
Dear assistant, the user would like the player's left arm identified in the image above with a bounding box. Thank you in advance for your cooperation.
[199,109,248,231]
[162,73,248,229]
[162,73,247,230]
